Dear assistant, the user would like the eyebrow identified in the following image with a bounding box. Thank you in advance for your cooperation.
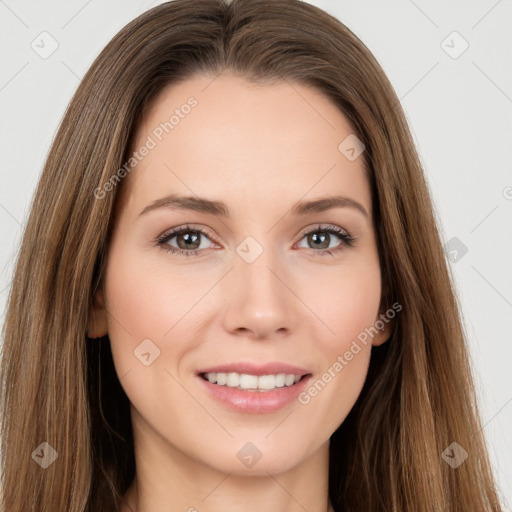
[138,193,369,218]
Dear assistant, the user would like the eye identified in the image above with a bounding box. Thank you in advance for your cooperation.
[155,223,356,257]
[295,224,356,257]
[156,224,216,257]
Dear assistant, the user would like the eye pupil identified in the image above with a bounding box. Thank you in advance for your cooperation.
[160,225,351,257]
[309,232,329,249]
[178,231,201,250]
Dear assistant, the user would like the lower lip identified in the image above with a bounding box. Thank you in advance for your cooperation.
[197,374,312,413]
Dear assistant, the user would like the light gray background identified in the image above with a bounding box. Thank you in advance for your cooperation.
[0,0,511,507]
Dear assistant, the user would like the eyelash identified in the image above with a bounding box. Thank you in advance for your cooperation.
[155,223,356,258]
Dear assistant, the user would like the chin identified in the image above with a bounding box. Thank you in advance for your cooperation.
[190,435,315,476]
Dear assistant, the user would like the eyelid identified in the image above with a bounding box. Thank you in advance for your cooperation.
[156,223,219,244]
[297,223,350,239]
[157,223,352,242]
[294,223,356,251]
[156,222,356,256]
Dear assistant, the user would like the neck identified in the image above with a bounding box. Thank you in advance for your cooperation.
[121,434,334,512]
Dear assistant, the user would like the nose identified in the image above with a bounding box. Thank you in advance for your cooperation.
[221,243,297,340]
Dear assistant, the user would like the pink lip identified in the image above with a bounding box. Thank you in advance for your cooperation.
[197,374,312,413]
[196,361,310,377]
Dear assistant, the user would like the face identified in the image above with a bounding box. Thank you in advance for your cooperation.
[89,72,392,477]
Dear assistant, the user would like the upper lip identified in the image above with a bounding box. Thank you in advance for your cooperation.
[196,362,311,377]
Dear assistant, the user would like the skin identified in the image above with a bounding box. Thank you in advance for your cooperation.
[89,72,393,512]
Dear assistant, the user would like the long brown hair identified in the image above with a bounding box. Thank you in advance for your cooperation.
[0,0,504,510]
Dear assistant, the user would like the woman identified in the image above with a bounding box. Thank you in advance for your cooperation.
[0,0,504,510]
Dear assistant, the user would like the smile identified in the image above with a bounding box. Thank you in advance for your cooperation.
[200,371,306,391]
[197,370,313,413]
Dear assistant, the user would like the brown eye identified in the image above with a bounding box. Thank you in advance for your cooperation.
[156,225,216,257]
[174,230,202,250]
[296,224,356,256]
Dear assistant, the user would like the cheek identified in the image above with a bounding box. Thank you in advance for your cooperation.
[102,243,196,376]
[302,257,382,351]
[295,262,381,428]
[105,238,207,329]
[102,246,202,431]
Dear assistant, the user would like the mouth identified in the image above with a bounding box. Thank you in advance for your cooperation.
[199,371,311,392]
[197,372,313,415]
[195,364,313,413]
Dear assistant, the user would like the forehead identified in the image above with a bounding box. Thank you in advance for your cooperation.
[118,72,371,220]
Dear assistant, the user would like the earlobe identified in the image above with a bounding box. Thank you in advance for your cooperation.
[87,287,108,339]
[371,310,394,347]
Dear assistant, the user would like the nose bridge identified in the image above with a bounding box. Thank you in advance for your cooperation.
[235,233,286,301]
[221,232,295,337]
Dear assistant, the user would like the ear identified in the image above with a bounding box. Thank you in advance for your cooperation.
[88,285,108,339]
[371,306,395,347]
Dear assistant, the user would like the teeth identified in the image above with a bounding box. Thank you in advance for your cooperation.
[239,373,258,389]
[215,372,227,385]
[226,372,239,387]
[284,374,295,386]
[203,372,304,391]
